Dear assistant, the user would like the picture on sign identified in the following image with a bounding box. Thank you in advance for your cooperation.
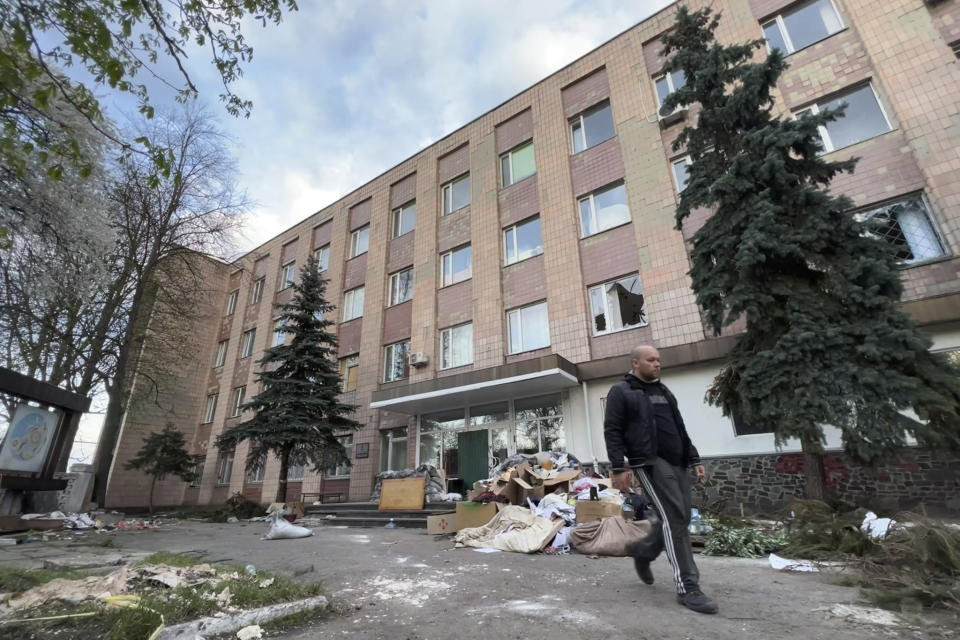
[355,442,369,459]
[0,404,61,473]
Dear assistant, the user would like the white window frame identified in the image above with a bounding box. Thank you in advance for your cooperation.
[442,174,471,215]
[380,428,407,472]
[795,84,891,153]
[671,156,692,193]
[287,462,305,481]
[503,215,543,266]
[203,393,218,424]
[240,328,256,358]
[328,434,353,478]
[507,302,550,354]
[214,340,228,368]
[440,245,472,287]
[588,273,649,337]
[440,322,474,370]
[854,193,946,265]
[314,245,330,272]
[570,101,614,154]
[500,140,535,188]
[230,385,246,417]
[225,290,239,315]
[251,277,265,304]
[343,286,365,322]
[273,319,286,347]
[653,70,687,115]
[392,201,416,238]
[340,355,359,392]
[762,0,844,55]
[388,268,414,306]
[350,226,370,258]
[245,456,266,484]
[216,451,234,486]
[578,182,631,238]
[281,262,296,289]
[383,340,411,382]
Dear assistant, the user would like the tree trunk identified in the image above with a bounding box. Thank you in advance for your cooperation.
[149,475,156,516]
[801,436,829,503]
[276,448,290,503]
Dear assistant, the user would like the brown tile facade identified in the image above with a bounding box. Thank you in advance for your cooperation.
[111,0,960,507]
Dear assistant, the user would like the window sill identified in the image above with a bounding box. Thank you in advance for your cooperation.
[215,483,231,488]
[820,128,896,156]
[386,299,413,309]
[382,377,409,386]
[340,316,363,324]
[347,252,368,261]
[392,230,415,240]
[504,251,544,268]
[500,173,537,192]
[776,28,847,58]
[439,277,472,290]
[591,322,648,338]
[278,285,294,292]
[508,345,551,356]
[570,135,616,157]
[580,220,633,241]
[439,361,474,372]
[897,254,952,270]
[441,205,470,217]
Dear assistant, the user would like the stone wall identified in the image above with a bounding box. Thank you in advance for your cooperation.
[698,449,960,515]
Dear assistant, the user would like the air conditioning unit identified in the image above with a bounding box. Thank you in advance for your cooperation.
[408,352,429,368]
[658,105,688,127]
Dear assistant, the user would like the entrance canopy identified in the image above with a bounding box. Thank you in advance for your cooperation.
[369,354,580,415]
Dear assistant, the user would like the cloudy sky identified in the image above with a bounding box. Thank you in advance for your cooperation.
[65,0,676,463]
[174,0,677,253]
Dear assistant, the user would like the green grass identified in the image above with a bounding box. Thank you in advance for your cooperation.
[100,537,118,548]
[136,551,204,567]
[216,567,324,609]
[0,566,84,592]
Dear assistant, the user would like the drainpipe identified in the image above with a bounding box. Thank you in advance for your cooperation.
[582,381,597,468]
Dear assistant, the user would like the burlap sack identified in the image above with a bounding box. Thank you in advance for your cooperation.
[570,517,653,556]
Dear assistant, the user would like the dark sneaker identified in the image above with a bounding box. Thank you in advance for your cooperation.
[633,558,654,585]
[677,589,718,614]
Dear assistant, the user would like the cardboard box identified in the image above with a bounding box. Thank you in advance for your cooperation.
[426,512,457,535]
[575,500,624,524]
[455,501,501,530]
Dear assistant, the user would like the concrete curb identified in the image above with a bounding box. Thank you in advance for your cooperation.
[158,595,328,639]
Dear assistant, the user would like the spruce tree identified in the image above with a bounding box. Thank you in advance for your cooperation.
[124,422,196,514]
[216,255,360,502]
[661,7,960,500]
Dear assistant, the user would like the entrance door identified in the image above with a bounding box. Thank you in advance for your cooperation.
[457,429,489,489]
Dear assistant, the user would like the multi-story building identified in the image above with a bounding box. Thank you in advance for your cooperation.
[106,0,960,511]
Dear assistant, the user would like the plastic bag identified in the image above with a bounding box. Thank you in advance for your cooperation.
[262,514,313,540]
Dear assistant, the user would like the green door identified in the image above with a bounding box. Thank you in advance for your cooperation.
[457,430,489,489]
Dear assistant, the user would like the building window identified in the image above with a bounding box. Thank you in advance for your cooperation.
[508,302,550,354]
[441,323,473,369]
[314,245,330,272]
[203,393,218,424]
[340,355,359,392]
[654,70,687,115]
[230,386,246,417]
[214,340,228,368]
[504,216,543,265]
[281,262,296,289]
[251,277,265,304]
[500,140,536,188]
[515,393,565,453]
[350,226,370,258]
[388,268,414,306]
[240,328,256,358]
[796,84,891,153]
[216,450,234,486]
[732,410,774,436]
[579,183,631,238]
[188,456,204,488]
[442,174,471,215]
[672,156,692,193]
[342,286,365,321]
[327,434,353,478]
[287,462,305,481]
[763,0,843,55]
[273,319,286,347]
[570,101,615,153]
[855,195,945,265]
[951,40,960,60]
[245,456,265,484]
[589,274,649,336]
[393,201,417,238]
[440,245,472,286]
[380,428,408,472]
[225,290,239,316]
[384,340,411,382]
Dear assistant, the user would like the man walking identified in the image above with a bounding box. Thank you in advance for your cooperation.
[603,344,718,614]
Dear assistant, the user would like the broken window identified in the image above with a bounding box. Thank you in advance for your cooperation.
[855,195,944,264]
[589,274,648,336]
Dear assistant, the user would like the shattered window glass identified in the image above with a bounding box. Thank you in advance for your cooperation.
[589,274,648,335]
[855,196,944,264]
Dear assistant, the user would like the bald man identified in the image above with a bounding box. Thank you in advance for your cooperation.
[603,345,717,614]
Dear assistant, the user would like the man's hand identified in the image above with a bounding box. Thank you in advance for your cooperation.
[614,471,633,493]
[695,464,707,485]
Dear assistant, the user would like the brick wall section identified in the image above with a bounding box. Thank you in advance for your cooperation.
[497,175,540,227]
[778,29,872,108]
[502,254,547,310]
[931,1,960,45]
[495,108,534,154]
[561,67,610,118]
[386,232,415,273]
[348,198,371,230]
[343,254,367,290]
[569,137,626,198]
[390,173,417,208]
[338,318,362,357]
[382,301,412,345]
[591,324,656,361]
[437,207,471,253]
[437,144,469,183]
[748,0,808,20]
[313,220,332,249]
[579,223,639,286]
[436,281,473,329]
[827,132,926,205]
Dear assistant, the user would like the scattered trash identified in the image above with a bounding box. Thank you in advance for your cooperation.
[0,567,129,614]
[769,553,819,572]
[860,511,895,541]
[227,516,240,523]
[216,586,232,607]
[262,514,313,540]
[245,564,257,575]
[824,604,901,627]
[258,577,275,588]
[384,518,396,529]
[473,548,501,553]
[236,623,264,639]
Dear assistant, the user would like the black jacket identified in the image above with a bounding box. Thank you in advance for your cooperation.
[603,372,701,472]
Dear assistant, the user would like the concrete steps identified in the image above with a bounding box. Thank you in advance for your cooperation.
[304,501,455,529]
